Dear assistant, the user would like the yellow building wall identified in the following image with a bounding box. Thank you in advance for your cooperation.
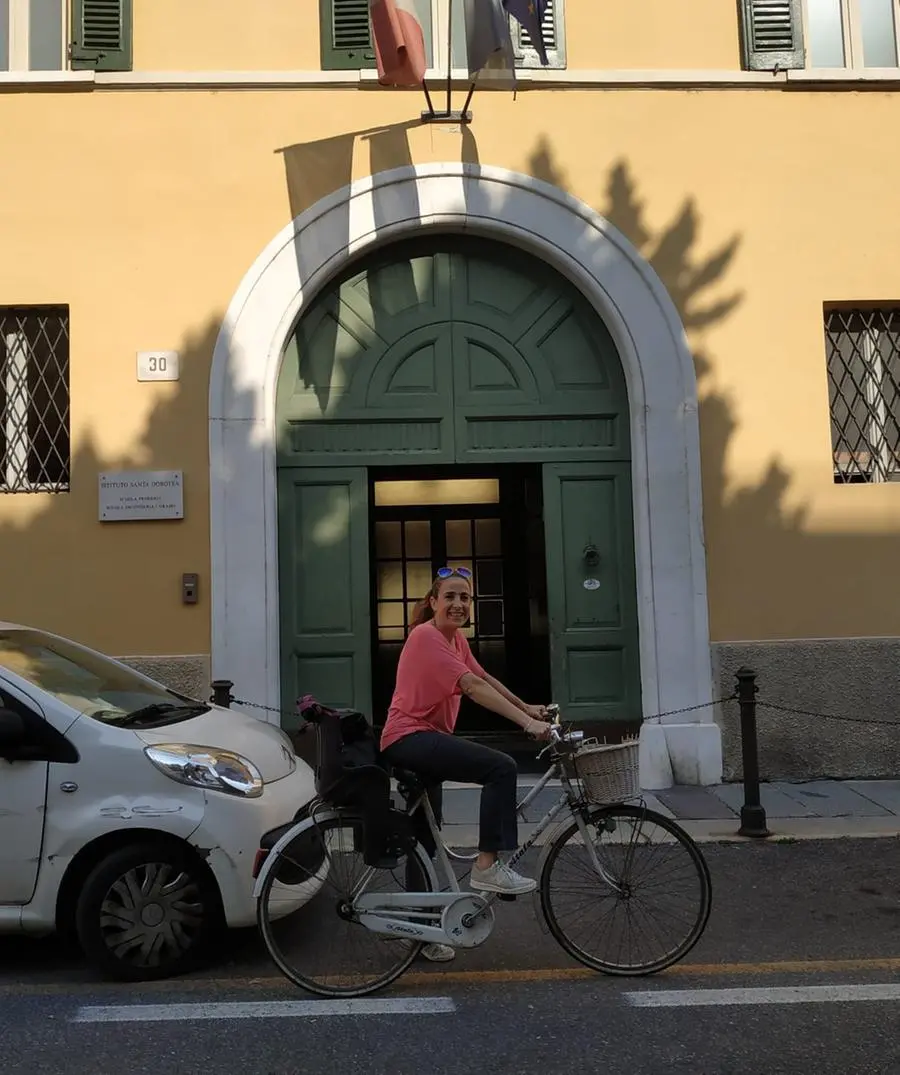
[131,0,741,72]
[2,83,900,657]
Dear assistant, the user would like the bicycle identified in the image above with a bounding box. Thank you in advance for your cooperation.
[253,704,713,998]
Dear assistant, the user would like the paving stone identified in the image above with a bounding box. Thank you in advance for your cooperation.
[772,780,893,818]
[638,792,676,818]
[654,785,737,820]
[712,782,818,818]
[844,780,900,816]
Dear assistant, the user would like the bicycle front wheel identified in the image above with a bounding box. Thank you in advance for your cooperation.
[540,803,711,976]
[257,812,436,998]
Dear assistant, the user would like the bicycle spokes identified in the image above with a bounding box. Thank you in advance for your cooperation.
[257,816,436,998]
[540,805,712,976]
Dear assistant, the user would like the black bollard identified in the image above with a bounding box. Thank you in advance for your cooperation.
[210,679,234,709]
[735,667,770,838]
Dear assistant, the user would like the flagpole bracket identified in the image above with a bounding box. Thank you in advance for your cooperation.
[420,78,476,125]
[420,108,473,125]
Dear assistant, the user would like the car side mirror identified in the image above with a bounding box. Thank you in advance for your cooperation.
[0,707,26,755]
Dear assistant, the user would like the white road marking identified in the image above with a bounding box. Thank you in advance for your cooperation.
[71,997,457,1023]
[626,984,900,1008]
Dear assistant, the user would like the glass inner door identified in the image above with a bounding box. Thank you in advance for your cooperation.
[369,466,550,754]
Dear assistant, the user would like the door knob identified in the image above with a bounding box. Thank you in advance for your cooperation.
[582,543,601,569]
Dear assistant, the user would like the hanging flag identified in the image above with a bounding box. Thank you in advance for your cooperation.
[369,0,427,87]
[463,0,516,81]
[504,0,549,66]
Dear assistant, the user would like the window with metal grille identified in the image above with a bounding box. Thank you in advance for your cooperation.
[825,306,900,484]
[0,306,70,493]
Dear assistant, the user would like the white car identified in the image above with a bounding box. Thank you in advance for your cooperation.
[0,621,319,982]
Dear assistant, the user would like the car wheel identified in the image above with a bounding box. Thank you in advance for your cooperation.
[74,841,223,982]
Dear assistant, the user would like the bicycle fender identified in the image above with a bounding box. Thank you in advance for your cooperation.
[251,808,340,899]
[530,808,603,934]
[251,807,442,898]
[527,817,566,934]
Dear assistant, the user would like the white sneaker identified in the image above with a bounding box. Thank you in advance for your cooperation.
[379,936,456,962]
[470,861,537,895]
[419,943,456,963]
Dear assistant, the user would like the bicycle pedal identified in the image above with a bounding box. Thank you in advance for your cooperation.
[497,893,517,902]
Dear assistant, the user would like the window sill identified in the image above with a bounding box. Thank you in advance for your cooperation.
[0,71,94,86]
[2,67,900,92]
[2,68,786,91]
[786,67,900,84]
[360,67,787,88]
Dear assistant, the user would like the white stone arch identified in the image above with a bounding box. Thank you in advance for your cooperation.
[208,163,721,786]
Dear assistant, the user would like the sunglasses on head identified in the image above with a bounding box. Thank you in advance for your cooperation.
[436,566,472,580]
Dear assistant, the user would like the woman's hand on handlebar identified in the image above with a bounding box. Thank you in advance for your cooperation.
[525,717,552,740]
[522,703,549,721]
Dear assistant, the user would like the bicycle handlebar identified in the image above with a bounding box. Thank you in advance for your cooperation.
[537,702,584,757]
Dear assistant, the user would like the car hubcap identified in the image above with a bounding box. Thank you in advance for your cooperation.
[99,861,205,968]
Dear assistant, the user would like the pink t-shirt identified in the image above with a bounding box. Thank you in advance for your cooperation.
[380,622,486,751]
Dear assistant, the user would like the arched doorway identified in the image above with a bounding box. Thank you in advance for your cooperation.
[275,235,639,752]
[209,164,719,787]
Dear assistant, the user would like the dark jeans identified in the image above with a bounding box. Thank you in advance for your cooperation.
[383,731,519,853]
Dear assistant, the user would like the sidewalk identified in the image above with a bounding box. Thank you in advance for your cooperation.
[436,777,900,845]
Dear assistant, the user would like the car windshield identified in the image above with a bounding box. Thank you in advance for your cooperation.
[0,628,209,725]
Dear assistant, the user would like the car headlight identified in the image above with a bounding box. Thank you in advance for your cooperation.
[144,744,264,798]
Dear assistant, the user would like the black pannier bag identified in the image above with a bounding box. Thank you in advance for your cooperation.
[297,694,414,867]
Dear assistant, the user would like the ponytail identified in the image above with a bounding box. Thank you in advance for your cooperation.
[410,583,439,627]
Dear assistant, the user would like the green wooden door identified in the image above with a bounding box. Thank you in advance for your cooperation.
[277,467,371,726]
[542,461,641,724]
[276,236,638,729]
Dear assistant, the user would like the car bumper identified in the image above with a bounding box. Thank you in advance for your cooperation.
[190,764,316,928]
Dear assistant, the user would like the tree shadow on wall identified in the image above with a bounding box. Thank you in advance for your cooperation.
[526,142,900,782]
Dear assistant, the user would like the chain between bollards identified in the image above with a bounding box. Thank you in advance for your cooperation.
[735,666,770,838]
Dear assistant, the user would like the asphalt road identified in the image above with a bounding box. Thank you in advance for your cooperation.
[2,838,900,1074]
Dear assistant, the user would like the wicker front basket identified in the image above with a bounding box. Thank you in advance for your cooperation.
[571,737,640,804]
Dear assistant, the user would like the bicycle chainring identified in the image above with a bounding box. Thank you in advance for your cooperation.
[441,894,495,949]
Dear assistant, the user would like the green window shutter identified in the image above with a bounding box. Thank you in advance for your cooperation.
[512,0,566,69]
[70,0,133,71]
[740,0,804,70]
[320,0,376,70]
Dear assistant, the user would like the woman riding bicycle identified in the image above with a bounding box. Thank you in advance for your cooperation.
[380,565,551,961]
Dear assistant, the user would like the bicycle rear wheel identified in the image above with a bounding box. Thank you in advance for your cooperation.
[257,812,435,998]
[540,803,711,976]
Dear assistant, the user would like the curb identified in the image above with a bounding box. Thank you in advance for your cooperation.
[679,817,900,843]
[439,817,900,847]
